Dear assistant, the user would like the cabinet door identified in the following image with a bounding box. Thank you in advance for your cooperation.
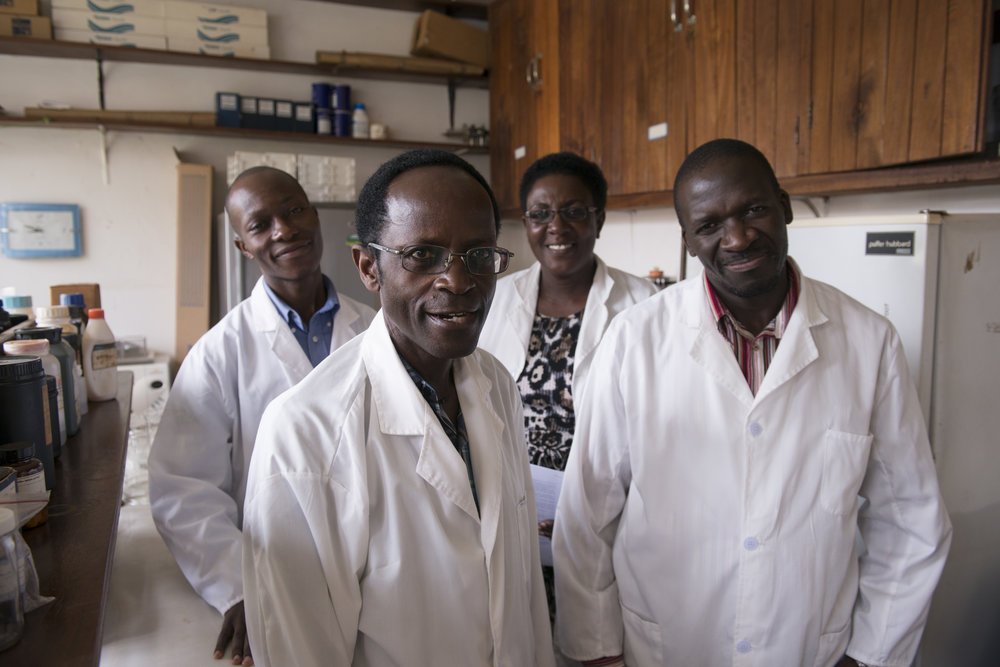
[685,0,739,150]
[808,0,988,174]
[489,0,561,212]
[734,0,813,178]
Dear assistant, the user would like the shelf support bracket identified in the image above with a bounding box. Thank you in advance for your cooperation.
[98,124,109,185]
[95,48,106,111]
[447,79,456,132]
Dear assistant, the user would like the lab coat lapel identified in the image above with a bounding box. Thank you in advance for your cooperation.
[493,264,539,377]
[753,273,827,402]
[249,279,313,383]
[365,315,481,521]
[574,258,612,380]
[456,355,503,561]
[683,278,756,407]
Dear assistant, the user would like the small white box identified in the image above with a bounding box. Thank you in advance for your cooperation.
[226,151,297,186]
[167,37,268,58]
[51,0,166,17]
[297,154,356,203]
[56,27,167,49]
[165,18,267,47]
[52,7,165,36]
[164,1,267,28]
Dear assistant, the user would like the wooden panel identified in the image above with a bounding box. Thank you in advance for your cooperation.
[735,0,757,144]
[940,0,988,155]
[883,0,918,165]
[828,0,863,172]
[753,0,778,162]
[808,0,835,174]
[640,0,670,192]
[665,0,691,187]
[793,0,814,174]
[533,0,562,160]
[558,0,602,164]
[855,0,891,169]
[689,0,738,148]
[908,0,948,161]
[774,0,810,178]
[488,0,520,209]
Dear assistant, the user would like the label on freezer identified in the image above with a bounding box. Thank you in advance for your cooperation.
[866,232,915,255]
[514,146,527,160]
[648,122,668,140]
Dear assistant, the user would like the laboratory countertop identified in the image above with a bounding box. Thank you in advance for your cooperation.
[4,372,132,667]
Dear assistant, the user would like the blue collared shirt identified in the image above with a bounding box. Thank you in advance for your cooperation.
[262,275,340,367]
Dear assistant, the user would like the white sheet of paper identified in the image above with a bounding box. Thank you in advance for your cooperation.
[530,464,564,567]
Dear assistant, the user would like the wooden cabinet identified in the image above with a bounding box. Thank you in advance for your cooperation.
[807,0,989,174]
[489,0,995,208]
[489,0,560,211]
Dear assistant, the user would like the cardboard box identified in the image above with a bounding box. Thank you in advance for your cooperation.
[164,1,267,28]
[51,0,166,17]
[174,163,212,364]
[165,18,267,47]
[0,0,36,16]
[167,37,268,59]
[50,283,101,310]
[52,8,165,36]
[0,14,50,37]
[410,10,488,68]
[55,27,166,49]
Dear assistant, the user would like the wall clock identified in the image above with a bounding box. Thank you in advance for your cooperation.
[0,203,82,258]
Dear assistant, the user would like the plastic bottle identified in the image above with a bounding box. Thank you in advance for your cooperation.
[0,506,23,651]
[3,339,65,461]
[14,326,79,437]
[59,293,87,339]
[351,103,370,139]
[1,295,33,321]
[82,308,118,401]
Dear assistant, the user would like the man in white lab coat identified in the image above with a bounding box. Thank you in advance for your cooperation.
[553,139,952,667]
[149,167,375,665]
[243,149,555,667]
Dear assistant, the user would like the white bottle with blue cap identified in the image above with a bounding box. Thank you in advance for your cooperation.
[351,103,370,139]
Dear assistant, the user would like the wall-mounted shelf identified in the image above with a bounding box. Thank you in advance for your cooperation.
[0,36,489,88]
[0,115,489,154]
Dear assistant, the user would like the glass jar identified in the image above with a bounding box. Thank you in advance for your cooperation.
[0,506,23,651]
[0,443,47,529]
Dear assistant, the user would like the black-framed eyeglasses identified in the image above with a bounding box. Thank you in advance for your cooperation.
[367,242,514,275]
[523,206,601,225]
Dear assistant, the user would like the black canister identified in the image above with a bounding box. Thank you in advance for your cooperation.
[0,357,50,491]
[45,376,61,463]
[15,326,79,437]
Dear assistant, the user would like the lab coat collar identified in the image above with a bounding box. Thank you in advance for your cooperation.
[685,259,829,407]
[249,278,313,382]
[363,312,504,524]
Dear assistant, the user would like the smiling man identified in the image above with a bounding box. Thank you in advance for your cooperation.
[242,150,555,667]
[149,166,375,666]
[553,139,952,667]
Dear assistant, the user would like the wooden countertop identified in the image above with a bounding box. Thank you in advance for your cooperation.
[4,372,133,666]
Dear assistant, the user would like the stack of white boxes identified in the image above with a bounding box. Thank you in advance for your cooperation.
[51,0,270,59]
[165,1,269,59]
[51,0,168,49]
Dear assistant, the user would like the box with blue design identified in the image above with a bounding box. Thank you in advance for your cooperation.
[164,1,266,27]
[52,8,165,36]
[164,18,267,47]
[50,0,167,17]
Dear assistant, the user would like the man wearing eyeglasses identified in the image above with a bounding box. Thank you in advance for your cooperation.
[242,149,556,667]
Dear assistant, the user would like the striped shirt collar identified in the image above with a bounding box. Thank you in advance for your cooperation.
[704,264,800,339]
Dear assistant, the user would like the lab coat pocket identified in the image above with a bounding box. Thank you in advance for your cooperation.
[621,602,663,666]
[812,619,850,667]
[820,429,873,516]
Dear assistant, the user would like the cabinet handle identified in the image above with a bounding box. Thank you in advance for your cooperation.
[525,56,534,88]
[532,53,542,91]
[670,0,683,32]
[684,0,696,26]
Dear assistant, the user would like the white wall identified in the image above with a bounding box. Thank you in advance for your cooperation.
[0,0,489,358]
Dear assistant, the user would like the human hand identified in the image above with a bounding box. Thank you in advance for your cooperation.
[538,519,554,539]
[214,600,253,665]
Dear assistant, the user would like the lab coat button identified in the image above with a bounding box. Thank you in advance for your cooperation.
[312,336,319,343]
[749,422,763,437]
[744,536,759,551]
[737,639,752,653]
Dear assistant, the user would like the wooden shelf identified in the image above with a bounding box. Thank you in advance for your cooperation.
[0,36,489,88]
[0,115,489,154]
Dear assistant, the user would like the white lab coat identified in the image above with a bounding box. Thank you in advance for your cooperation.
[148,277,375,614]
[478,257,657,397]
[243,311,556,667]
[553,265,952,667]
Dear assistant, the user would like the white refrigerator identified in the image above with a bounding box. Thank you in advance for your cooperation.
[786,212,1000,666]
